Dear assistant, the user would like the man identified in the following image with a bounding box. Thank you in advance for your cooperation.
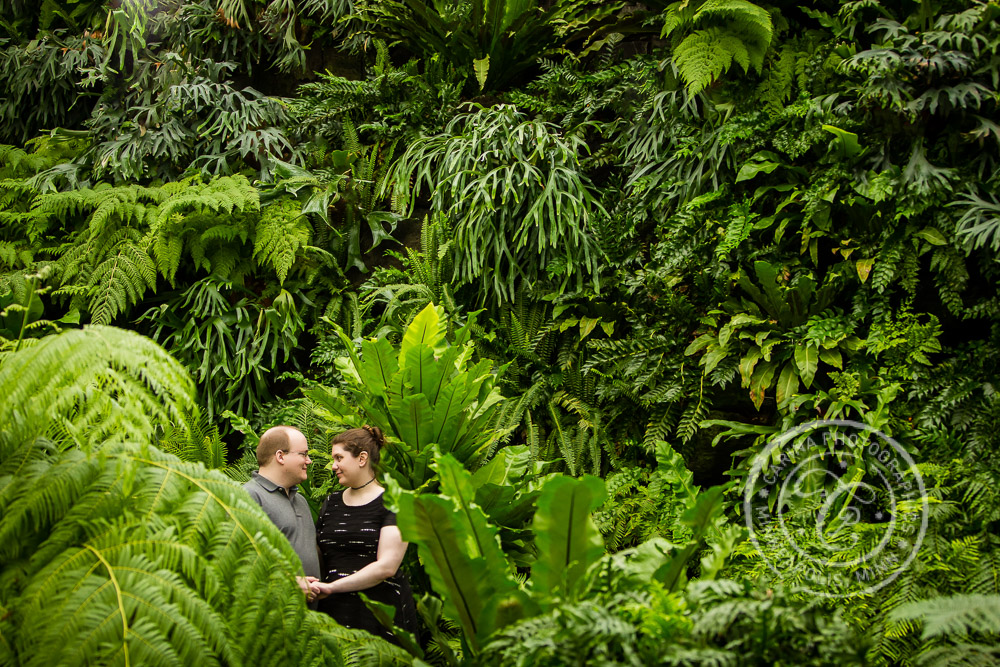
[243,426,322,599]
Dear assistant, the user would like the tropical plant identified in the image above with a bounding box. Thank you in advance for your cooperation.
[685,260,861,410]
[0,324,406,666]
[140,276,307,424]
[391,104,604,305]
[661,0,776,95]
[890,594,1000,666]
[311,302,508,490]
[353,0,623,92]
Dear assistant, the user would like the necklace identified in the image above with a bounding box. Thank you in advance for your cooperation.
[350,477,376,490]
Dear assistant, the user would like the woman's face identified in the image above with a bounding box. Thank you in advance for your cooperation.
[330,443,367,487]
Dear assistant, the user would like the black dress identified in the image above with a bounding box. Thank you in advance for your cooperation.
[315,490,418,642]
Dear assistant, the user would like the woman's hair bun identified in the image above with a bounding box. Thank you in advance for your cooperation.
[361,424,385,447]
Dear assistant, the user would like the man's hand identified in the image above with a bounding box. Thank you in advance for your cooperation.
[307,576,332,600]
[298,576,318,602]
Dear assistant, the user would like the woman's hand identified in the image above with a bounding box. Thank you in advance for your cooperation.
[305,576,330,601]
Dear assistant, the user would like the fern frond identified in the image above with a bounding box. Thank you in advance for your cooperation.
[253,200,312,284]
[0,326,197,451]
[890,594,1000,639]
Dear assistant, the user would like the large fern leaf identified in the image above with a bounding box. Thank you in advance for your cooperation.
[0,326,196,450]
[891,594,1000,639]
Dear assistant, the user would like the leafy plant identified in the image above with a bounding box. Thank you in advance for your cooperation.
[685,261,860,410]
[353,0,623,92]
[140,276,306,424]
[0,324,406,667]
[661,0,776,95]
[390,105,605,304]
[314,302,508,490]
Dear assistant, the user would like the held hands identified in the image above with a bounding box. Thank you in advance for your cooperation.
[305,576,332,601]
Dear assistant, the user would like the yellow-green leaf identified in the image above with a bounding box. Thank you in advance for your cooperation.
[775,362,800,406]
[856,258,874,283]
[794,344,818,388]
[473,56,490,91]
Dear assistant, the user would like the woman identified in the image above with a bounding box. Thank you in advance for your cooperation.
[309,425,418,642]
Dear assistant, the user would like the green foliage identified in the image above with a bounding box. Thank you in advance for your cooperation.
[85,53,295,182]
[141,276,306,424]
[3,0,1000,661]
[288,42,463,145]
[685,261,860,409]
[594,442,701,551]
[892,593,1000,639]
[354,0,623,92]
[0,325,359,666]
[317,303,508,490]
[662,0,775,94]
[391,105,604,304]
[390,452,523,656]
[362,213,460,338]
[0,32,103,144]
[531,474,606,600]
[0,325,196,448]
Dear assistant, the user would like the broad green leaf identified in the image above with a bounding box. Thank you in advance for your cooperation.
[794,344,818,387]
[471,445,533,488]
[684,332,716,356]
[818,347,843,369]
[578,316,599,340]
[703,342,729,373]
[402,342,440,401]
[359,337,399,397]
[775,362,800,406]
[531,475,606,601]
[473,55,490,90]
[656,484,727,592]
[433,453,511,581]
[735,158,780,183]
[856,258,874,283]
[821,124,862,158]
[392,393,436,454]
[400,303,446,366]
[392,480,517,652]
[749,358,779,409]
[393,490,489,652]
[915,227,948,246]
[739,348,762,387]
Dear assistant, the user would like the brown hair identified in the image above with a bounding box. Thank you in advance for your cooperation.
[256,426,301,467]
[331,425,385,468]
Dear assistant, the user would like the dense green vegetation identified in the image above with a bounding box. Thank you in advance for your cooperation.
[2,0,999,664]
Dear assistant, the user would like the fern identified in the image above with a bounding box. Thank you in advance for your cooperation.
[87,227,158,325]
[664,0,775,94]
[253,199,312,285]
[0,326,196,450]
[891,594,1000,639]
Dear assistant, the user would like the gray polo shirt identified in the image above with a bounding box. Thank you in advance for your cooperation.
[244,472,321,578]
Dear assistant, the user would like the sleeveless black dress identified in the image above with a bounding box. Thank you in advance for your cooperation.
[315,490,418,642]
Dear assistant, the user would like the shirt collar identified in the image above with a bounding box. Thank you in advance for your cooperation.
[251,471,298,495]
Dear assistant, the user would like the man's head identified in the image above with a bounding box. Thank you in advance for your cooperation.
[256,426,311,487]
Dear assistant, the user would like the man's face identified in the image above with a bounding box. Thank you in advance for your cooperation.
[281,431,311,484]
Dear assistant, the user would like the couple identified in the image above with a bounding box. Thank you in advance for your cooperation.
[243,424,418,642]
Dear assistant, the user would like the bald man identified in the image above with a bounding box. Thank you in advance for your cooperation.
[243,426,322,585]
